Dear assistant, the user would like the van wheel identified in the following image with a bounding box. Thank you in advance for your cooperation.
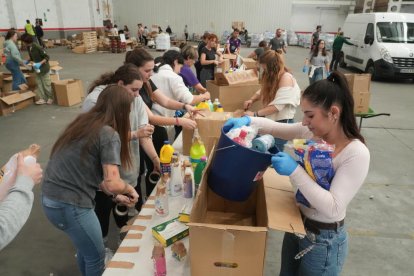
[365,61,378,81]
[339,52,347,68]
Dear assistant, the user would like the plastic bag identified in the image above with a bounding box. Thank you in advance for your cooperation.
[225,125,258,148]
[289,139,335,207]
[0,144,40,201]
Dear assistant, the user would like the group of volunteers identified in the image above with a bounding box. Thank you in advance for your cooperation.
[1,24,369,276]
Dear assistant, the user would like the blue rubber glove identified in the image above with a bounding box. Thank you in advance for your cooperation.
[326,71,331,78]
[23,60,30,65]
[223,116,251,133]
[271,152,298,176]
[302,65,308,73]
[33,62,42,70]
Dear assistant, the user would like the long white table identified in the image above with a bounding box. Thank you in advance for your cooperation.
[103,133,192,276]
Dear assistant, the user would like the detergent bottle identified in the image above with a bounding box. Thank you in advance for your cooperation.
[216,104,224,112]
[189,129,206,169]
[159,141,174,174]
[207,99,214,111]
[196,100,210,110]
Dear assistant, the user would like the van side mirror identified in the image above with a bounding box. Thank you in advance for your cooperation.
[364,35,373,45]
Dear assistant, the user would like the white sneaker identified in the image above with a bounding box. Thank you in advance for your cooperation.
[35,99,46,105]
[104,247,114,265]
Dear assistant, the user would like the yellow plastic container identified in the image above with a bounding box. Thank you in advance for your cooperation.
[196,101,210,110]
[160,141,175,164]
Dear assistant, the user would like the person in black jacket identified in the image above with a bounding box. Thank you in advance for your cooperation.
[35,21,45,48]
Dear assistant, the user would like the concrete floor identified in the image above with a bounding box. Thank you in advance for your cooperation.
[0,45,413,276]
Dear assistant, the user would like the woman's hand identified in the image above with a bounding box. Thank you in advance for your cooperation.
[213,60,219,66]
[152,157,161,173]
[244,110,254,117]
[17,153,42,185]
[125,186,139,206]
[178,117,197,129]
[137,124,154,138]
[201,92,211,100]
[244,99,253,110]
[114,194,136,208]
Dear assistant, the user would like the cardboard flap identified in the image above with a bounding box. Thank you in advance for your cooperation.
[222,53,237,59]
[214,69,258,86]
[50,65,63,71]
[0,91,36,105]
[263,169,305,234]
[49,60,59,67]
[188,222,267,232]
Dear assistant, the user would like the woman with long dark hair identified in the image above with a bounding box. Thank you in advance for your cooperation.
[42,86,139,276]
[224,71,370,275]
[306,39,330,85]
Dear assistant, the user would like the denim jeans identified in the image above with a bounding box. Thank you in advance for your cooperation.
[274,119,294,152]
[5,58,27,90]
[42,195,105,276]
[308,67,324,85]
[280,225,348,276]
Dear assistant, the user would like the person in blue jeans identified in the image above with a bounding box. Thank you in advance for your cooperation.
[306,39,330,85]
[41,86,139,276]
[4,29,28,90]
[224,71,370,275]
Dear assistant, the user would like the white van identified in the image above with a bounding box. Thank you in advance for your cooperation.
[341,13,414,80]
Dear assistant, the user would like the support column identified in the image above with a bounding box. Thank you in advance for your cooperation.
[6,0,17,29]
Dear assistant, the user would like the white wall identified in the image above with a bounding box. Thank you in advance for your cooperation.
[291,6,350,33]
[113,0,293,39]
[0,0,113,36]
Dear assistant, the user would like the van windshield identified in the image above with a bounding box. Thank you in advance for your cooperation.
[376,22,414,43]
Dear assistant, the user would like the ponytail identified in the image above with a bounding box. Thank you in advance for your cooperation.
[88,72,115,94]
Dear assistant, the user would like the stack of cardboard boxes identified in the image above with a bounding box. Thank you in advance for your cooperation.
[344,73,371,113]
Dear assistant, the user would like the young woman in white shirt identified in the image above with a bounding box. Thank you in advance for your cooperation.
[224,71,370,276]
[244,50,301,151]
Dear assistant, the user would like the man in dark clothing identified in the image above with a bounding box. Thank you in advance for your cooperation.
[330,32,356,71]
[311,25,321,51]
[166,25,172,35]
[269,28,286,53]
[35,21,45,48]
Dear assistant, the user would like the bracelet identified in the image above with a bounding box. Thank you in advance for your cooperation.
[175,117,180,126]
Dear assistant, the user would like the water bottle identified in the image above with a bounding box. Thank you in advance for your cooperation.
[155,176,169,216]
[303,58,309,73]
[159,141,174,174]
[207,99,214,111]
[169,154,182,196]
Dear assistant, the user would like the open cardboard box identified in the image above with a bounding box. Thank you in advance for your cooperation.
[182,111,233,156]
[241,57,257,70]
[206,80,261,112]
[0,91,36,116]
[52,79,84,106]
[189,148,305,276]
[214,69,258,86]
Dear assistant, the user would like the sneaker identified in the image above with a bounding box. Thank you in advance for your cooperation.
[35,99,46,105]
[47,99,54,105]
[104,247,114,265]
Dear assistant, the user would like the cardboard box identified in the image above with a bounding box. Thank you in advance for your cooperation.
[26,73,37,89]
[189,151,305,276]
[206,80,262,112]
[214,69,258,86]
[222,53,237,60]
[0,91,36,116]
[152,217,189,247]
[50,73,60,83]
[354,92,371,113]
[52,79,83,106]
[241,57,257,70]
[344,73,371,94]
[182,111,233,156]
[216,59,230,73]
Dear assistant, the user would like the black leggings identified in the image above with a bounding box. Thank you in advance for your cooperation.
[94,191,128,238]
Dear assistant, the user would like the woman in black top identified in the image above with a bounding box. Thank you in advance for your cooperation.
[199,33,223,87]
[125,48,197,199]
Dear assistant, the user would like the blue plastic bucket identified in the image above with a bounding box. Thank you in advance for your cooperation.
[207,127,279,201]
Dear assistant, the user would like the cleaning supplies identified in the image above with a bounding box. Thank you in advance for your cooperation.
[160,141,174,174]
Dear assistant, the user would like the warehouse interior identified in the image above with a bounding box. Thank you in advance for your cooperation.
[1,0,414,276]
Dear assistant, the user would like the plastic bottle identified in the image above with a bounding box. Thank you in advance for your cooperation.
[196,100,210,110]
[155,175,169,216]
[159,141,174,174]
[213,98,220,111]
[232,129,248,147]
[189,129,206,169]
[216,104,224,112]
[183,167,194,198]
[194,156,207,193]
[252,134,276,153]
[169,154,182,196]
[207,99,214,111]
[152,242,167,276]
